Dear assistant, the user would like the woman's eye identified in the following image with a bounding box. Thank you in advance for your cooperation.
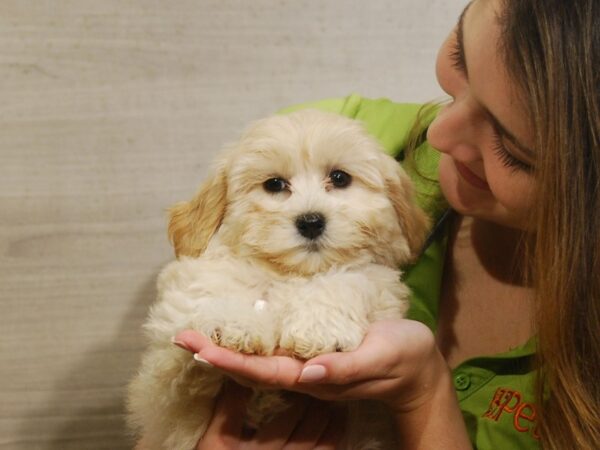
[329,170,352,188]
[490,125,534,174]
[263,177,289,193]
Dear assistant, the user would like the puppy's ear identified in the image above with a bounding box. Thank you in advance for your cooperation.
[168,163,228,258]
[384,163,431,261]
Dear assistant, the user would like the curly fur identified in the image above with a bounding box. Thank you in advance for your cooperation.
[127,110,429,449]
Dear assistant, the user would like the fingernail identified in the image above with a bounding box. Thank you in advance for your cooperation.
[193,353,214,368]
[170,336,193,352]
[299,364,327,383]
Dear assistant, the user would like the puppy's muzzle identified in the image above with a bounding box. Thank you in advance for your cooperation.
[295,212,326,240]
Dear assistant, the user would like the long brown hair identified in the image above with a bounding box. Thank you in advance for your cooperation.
[499,0,600,447]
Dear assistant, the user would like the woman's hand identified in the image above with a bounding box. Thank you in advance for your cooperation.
[174,319,472,449]
[135,382,345,450]
[195,381,345,450]
[174,318,446,414]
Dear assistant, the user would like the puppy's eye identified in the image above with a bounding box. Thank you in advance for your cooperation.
[263,177,289,193]
[329,170,352,188]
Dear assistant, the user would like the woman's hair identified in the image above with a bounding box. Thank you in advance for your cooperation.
[499,0,600,448]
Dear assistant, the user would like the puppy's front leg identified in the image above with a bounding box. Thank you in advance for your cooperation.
[277,272,374,359]
[277,267,409,360]
[187,297,278,355]
[154,258,277,356]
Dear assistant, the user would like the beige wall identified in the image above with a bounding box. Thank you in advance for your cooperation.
[0,1,466,448]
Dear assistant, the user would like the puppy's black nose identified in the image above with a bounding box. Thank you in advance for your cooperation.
[295,212,326,240]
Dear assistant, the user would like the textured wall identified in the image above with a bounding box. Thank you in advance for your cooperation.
[0,1,466,448]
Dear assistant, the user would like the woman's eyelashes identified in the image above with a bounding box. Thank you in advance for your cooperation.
[447,30,533,175]
[449,33,467,74]
[490,130,534,174]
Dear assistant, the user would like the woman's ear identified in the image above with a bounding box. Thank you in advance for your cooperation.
[168,162,228,258]
[384,162,431,262]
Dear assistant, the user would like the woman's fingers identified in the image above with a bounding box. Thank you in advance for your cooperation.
[313,404,347,450]
[300,319,436,386]
[174,330,305,389]
[241,397,343,450]
[282,400,338,450]
[175,318,436,404]
[196,381,251,449]
[241,394,311,450]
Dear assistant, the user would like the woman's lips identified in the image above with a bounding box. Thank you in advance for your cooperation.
[454,161,490,190]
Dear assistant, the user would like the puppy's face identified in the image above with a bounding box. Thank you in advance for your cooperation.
[170,110,428,276]
[220,110,428,275]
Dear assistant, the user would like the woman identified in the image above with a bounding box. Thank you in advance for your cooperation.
[167,0,600,448]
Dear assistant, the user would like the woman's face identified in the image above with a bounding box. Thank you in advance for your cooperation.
[427,0,535,230]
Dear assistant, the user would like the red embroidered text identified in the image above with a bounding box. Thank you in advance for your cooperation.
[482,387,540,440]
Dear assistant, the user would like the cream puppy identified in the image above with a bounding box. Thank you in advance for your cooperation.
[127,109,429,449]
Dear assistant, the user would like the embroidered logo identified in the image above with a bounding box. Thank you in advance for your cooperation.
[482,387,540,440]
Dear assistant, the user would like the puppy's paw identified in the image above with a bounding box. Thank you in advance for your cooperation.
[191,300,277,355]
[279,318,365,359]
[209,324,275,355]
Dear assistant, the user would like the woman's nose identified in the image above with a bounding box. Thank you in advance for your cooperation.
[427,99,482,162]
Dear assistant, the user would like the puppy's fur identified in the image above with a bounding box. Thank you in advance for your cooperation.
[127,110,429,449]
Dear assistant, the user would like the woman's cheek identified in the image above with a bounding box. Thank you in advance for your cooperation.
[485,161,535,216]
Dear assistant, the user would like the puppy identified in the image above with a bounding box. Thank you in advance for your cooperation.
[127,109,429,449]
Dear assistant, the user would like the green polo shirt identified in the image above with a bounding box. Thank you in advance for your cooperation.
[280,94,541,449]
